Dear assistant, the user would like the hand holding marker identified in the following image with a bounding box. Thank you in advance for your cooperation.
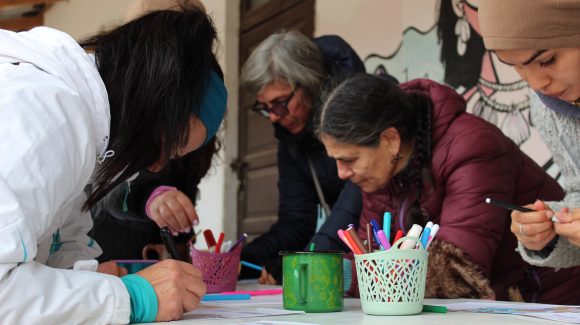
[160,226,182,260]
[485,197,559,223]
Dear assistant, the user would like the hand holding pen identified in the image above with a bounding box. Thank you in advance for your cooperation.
[486,198,558,251]
[136,227,206,321]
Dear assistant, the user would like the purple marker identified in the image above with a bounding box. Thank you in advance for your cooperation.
[228,233,248,252]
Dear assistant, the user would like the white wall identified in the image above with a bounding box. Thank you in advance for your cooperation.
[194,0,240,250]
[315,0,553,174]
[44,0,240,250]
[45,0,134,39]
[316,0,438,59]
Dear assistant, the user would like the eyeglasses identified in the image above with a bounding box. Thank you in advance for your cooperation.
[251,89,296,118]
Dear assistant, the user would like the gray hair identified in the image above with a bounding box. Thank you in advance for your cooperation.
[241,30,325,98]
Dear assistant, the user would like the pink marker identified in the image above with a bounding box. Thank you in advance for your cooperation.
[222,289,283,296]
[376,230,391,250]
[337,229,354,251]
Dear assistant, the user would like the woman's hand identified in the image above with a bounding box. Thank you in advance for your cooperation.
[510,200,556,251]
[554,208,580,246]
[148,189,198,234]
[258,268,278,285]
[137,259,206,322]
[97,261,128,277]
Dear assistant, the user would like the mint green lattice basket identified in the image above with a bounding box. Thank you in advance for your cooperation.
[354,236,428,315]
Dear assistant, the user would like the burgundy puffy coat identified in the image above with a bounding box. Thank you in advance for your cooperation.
[350,79,580,304]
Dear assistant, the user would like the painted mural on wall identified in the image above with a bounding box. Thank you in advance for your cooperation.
[365,0,560,180]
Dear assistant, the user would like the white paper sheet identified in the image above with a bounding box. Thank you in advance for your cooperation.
[439,301,580,323]
[237,320,320,325]
[183,306,304,320]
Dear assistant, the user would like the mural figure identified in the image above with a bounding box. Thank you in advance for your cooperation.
[365,0,559,179]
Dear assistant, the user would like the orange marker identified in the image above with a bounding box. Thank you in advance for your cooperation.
[346,225,368,254]
[343,230,363,255]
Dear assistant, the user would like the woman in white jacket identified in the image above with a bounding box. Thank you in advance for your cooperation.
[0,6,227,324]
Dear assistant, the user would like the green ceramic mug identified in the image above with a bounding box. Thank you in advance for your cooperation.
[280,251,344,313]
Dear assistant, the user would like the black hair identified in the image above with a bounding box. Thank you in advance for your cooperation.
[173,135,221,189]
[317,74,433,228]
[81,7,219,209]
[437,0,485,90]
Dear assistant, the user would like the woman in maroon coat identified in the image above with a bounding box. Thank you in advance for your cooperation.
[317,74,580,304]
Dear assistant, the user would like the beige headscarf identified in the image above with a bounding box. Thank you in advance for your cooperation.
[478,0,580,50]
[124,0,206,22]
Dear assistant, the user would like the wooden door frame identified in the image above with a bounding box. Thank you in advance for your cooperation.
[236,0,315,238]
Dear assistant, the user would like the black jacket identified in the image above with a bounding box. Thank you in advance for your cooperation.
[89,159,199,262]
[240,35,365,280]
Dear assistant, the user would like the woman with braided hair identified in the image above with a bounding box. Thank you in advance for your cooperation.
[316,74,580,304]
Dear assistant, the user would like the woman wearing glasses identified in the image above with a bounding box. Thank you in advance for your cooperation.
[239,30,372,284]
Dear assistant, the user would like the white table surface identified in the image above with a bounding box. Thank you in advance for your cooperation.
[152,281,557,325]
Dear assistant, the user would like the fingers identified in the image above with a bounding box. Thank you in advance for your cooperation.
[97,261,124,276]
[266,273,277,285]
[185,280,206,301]
[519,219,554,236]
[150,190,197,233]
[257,268,277,285]
[175,193,198,225]
[555,221,580,241]
[511,207,557,251]
[181,290,201,313]
[554,208,580,223]
[531,199,547,211]
[140,260,204,321]
[511,209,553,225]
[257,268,269,284]
[164,199,192,231]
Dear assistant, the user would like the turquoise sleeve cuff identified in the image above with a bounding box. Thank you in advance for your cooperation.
[121,274,158,323]
[343,258,352,292]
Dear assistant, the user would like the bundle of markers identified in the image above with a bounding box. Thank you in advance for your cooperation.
[337,212,439,254]
[198,229,247,254]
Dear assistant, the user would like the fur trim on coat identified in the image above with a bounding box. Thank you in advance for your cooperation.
[425,240,495,299]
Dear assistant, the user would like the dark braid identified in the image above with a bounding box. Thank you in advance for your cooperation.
[404,93,434,229]
[317,74,435,229]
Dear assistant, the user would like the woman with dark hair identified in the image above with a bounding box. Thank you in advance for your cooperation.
[90,136,221,262]
[317,74,580,303]
[0,7,227,324]
[88,0,220,263]
[479,0,580,270]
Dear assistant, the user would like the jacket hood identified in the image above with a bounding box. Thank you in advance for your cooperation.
[400,79,466,144]
[0,27,110,157]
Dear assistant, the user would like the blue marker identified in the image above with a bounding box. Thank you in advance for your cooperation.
[369,219,382,249]
[419,222,433,249]
[241,260,263,272]
[202,293,251,301]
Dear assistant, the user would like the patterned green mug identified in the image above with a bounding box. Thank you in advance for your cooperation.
[280,251,344,312]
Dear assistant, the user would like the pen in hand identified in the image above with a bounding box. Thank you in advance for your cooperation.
[485,197,534,212]
[160,226,182,260]
[485,197,559,222]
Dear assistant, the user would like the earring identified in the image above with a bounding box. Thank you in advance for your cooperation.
[391,153,403,164]
[454,0,470,56]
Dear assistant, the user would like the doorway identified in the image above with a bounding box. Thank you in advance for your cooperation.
[235,0,315,240]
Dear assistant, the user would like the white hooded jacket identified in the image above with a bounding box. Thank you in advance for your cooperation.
[0,27,131,324]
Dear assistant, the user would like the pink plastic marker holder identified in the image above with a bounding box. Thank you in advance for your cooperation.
[190,244,241,293]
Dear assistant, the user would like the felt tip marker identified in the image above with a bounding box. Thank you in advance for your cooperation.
[485,197,559,222]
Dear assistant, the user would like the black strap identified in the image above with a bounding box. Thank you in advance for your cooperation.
[286,143,331,216]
